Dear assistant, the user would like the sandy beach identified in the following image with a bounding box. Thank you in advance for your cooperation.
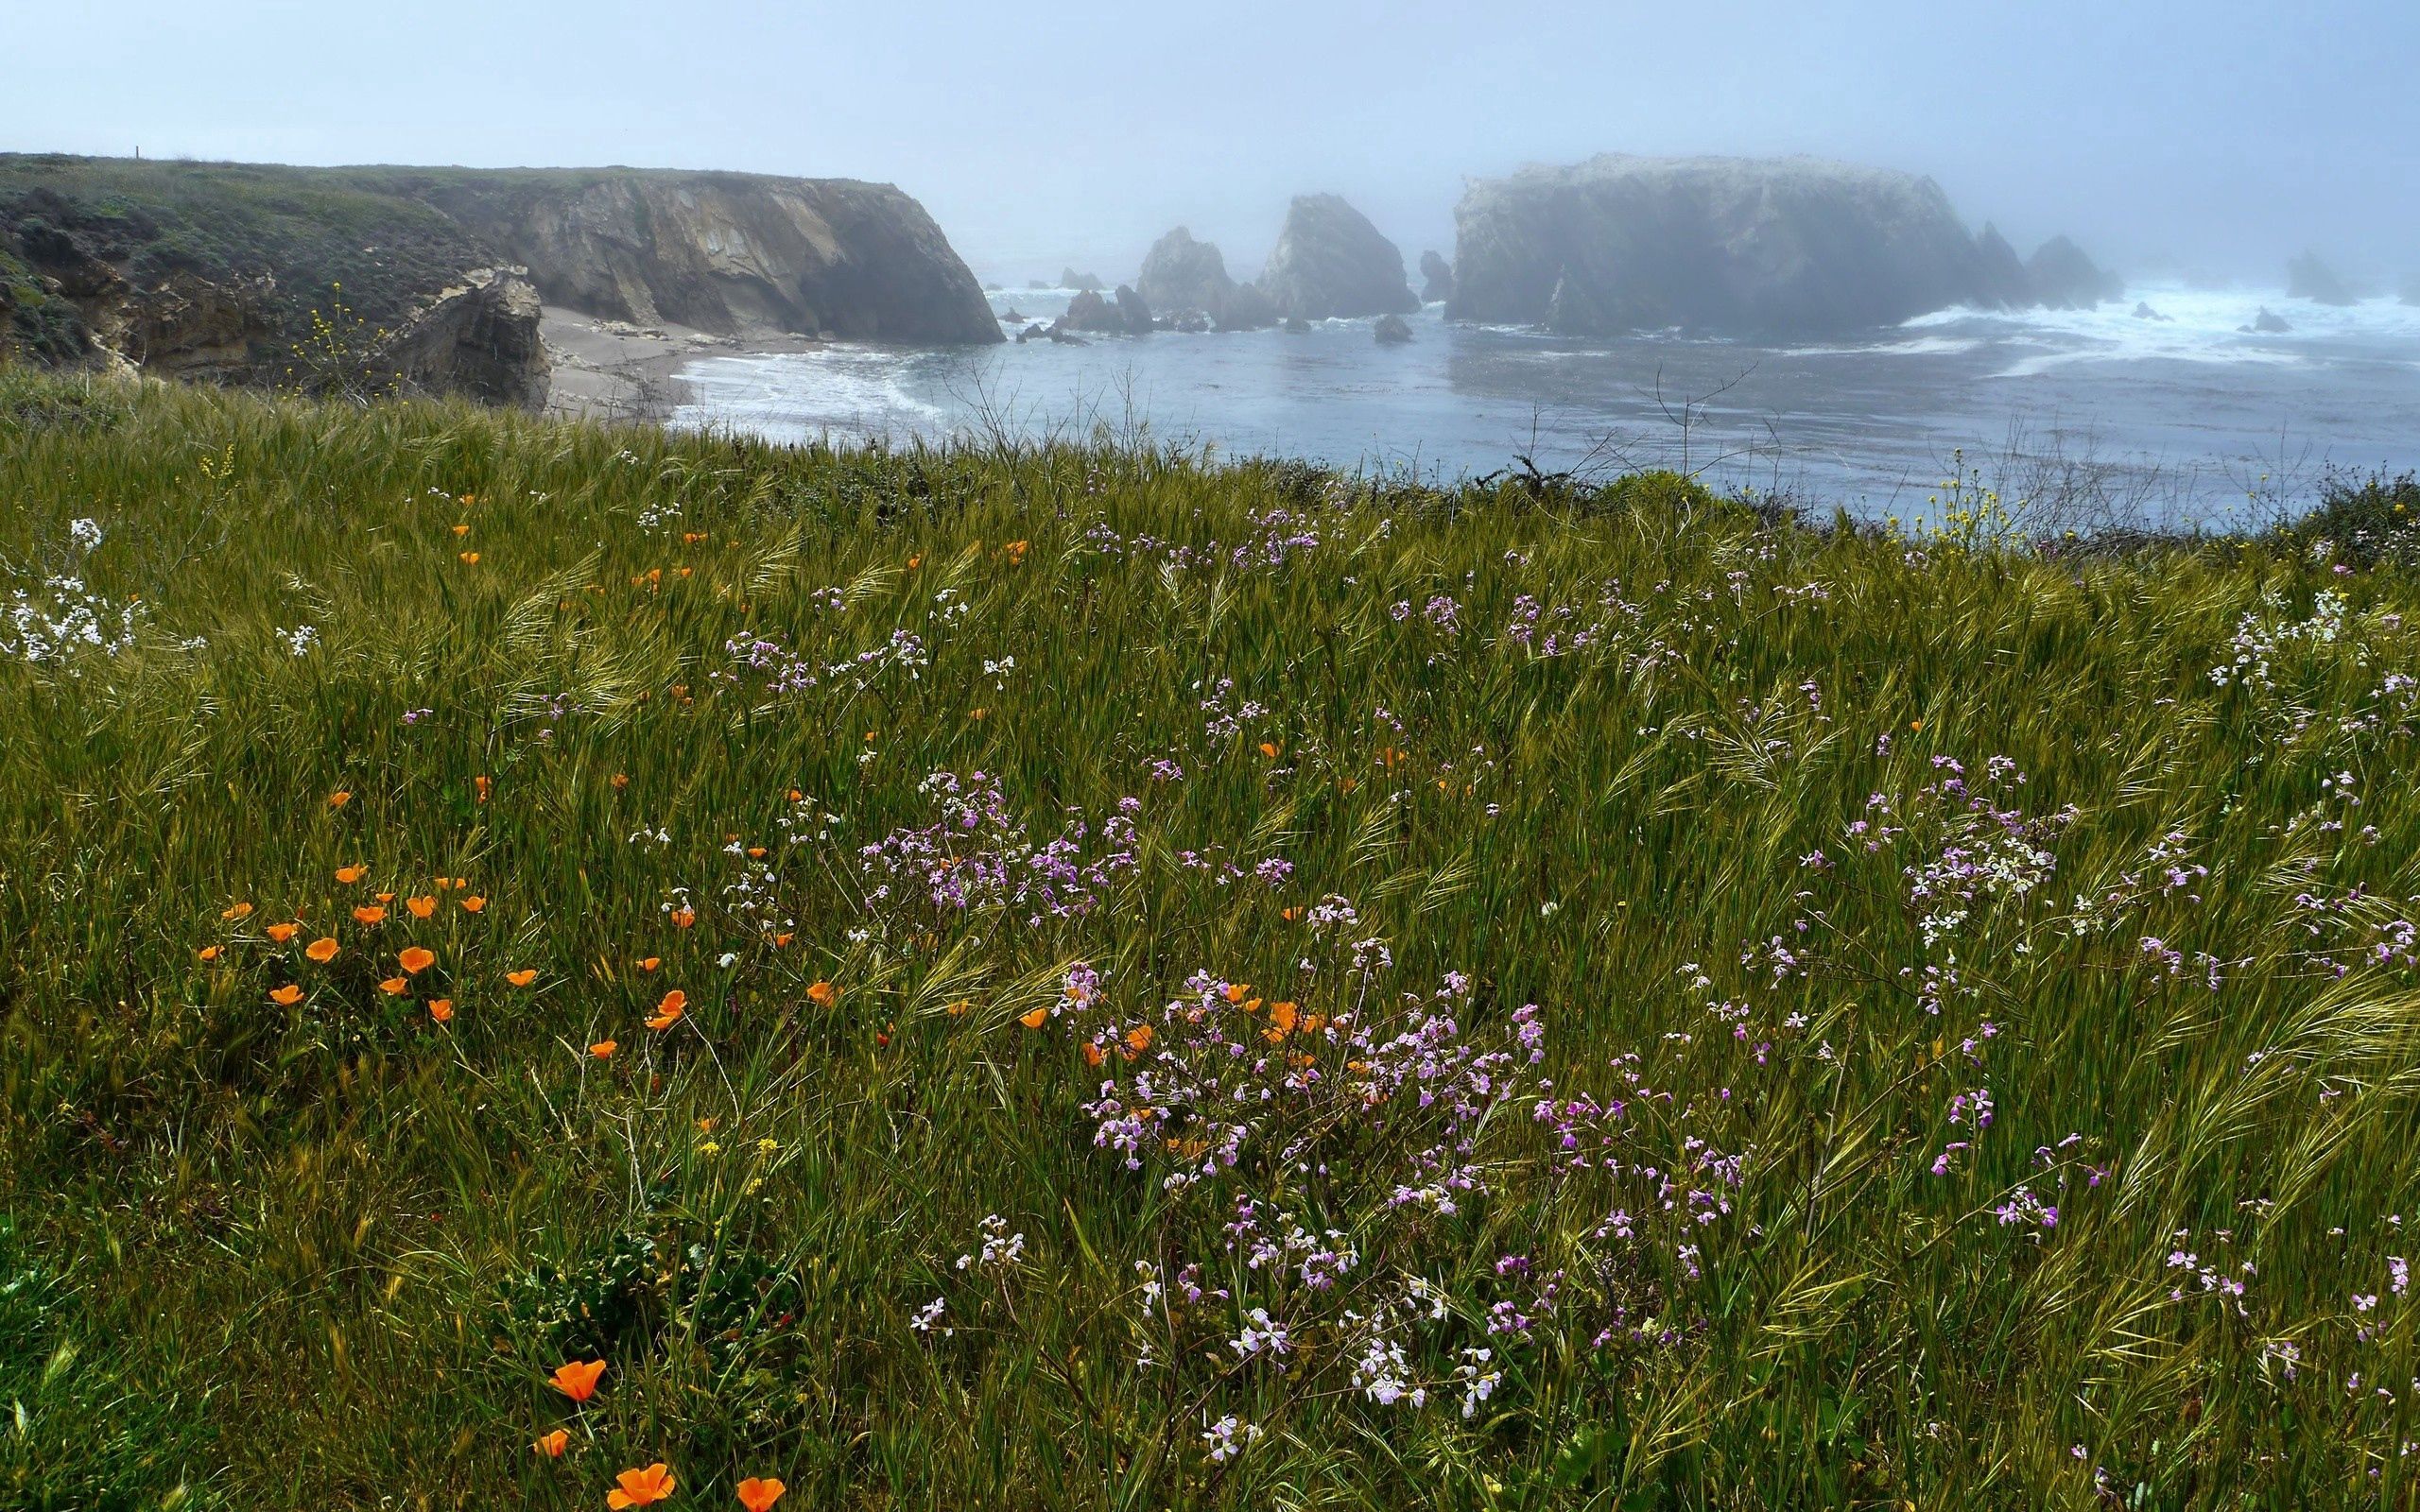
[540,306,824,424]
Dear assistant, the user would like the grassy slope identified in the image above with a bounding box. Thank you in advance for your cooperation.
[2,369,2417,1509]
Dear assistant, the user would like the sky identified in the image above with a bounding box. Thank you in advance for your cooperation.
[7,0,2415,287]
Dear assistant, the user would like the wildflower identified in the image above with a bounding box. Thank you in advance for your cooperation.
[806,980,838,1007]
[353,905,387,925]
[1125,1024,1155,1053]
[399,946,437,974]
[453,524,471,537]
[507,969,539,988]
[328,790,352,808]
[611,773,630,790]
[1259,741,1280,760]
[736,1478,786,1511]
[945,999,972,1017]
[198,945,220,963]
[222,902,253,920]
[406,896,437,919]
[590,1040,617,1058]
[458,551,480,564]
[607,1465,675,1509]
[429,999,454,1023]
[268,984,303,1005]
[549,1359,607,1402]
[1020,1005,1050,1029]
[336,864,368,885]
[379,976,408,995]
[648,990,685,1031]
[462,895,487,913]
[267,922,301,944]
[671,907,697,929]
[636,956,661,971]
[473,776,491,803]
[305,936,339,963]
[533,1428,569,1457]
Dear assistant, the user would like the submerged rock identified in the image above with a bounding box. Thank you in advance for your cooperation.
[1258,194,1419,320]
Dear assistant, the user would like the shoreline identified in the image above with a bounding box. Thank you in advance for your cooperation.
[539,306,824,425]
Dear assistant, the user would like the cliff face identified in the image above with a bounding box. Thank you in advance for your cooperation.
[1447,154,2116,337]
[0,156,998,405]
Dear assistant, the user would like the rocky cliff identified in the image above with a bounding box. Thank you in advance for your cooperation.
[1447,154,2118,337]
[1258,195,1419,321]
[0,155,997,405]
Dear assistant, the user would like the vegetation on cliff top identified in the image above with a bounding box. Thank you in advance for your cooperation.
[4,369,2420,1508]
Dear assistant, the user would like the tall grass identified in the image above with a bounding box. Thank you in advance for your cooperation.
[2,369,2417,1510]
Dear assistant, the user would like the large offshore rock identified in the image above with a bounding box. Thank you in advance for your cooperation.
[2287,251,2357,306]
[1418,249,1454,302]
[1446,153,2117,336]
[1257,194,1419,320]
[1137,227,1236,320]
[2026,235,2124,309]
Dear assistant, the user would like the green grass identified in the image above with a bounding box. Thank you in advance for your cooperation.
[3,367,2419,1509]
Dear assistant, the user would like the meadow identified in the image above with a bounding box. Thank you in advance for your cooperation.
[2,367,2417,1510]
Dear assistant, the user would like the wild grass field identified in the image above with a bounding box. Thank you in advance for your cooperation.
[3,368,2419,1510]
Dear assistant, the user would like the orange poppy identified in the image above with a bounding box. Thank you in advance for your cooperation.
[806,980,838,1007]
[670,907,697,929]
[268,984,302,1005]
[607,1464,675,1509]
[429,999,455,1023]
[375,890,394,903]
[549,1358,607,1402]
[1222,983,1249,1004]
[461,895,487,913]
[1082,1042,1105,1067]
[198,945,221,963]
[1259,741,1280,760]
[906,554,923,570]
[533,1428,568,1458]
[636,956,660,972]
[1019,1005,1050,1030]
[736,1478,786,1512]
[646,990,685,1031]
[353,905,387,925]
[473,777,491,803]
[590,1040,617,1059]
[944,999,972,1018]
[507,969,538,988]
[1125,1024,1155,1053]
[305,936,339,963]
[406,896,437,919]
[458,551,479,564]
[267,922,301,944]
[1280,906,1303,921]
[222,902,254,920]
[398,946,437,975]
[611,773,630,790]
[336,864,368,885]
[328,790,353,808]
[452,523,471,537]
[378,976,408,996]
[771,933,793,948]
[746,846,767,859]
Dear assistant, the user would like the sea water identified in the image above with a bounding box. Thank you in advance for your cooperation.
[669,283,2420,526]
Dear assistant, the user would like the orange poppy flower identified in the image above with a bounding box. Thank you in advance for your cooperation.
[806,980,838,1007]
[550,1359,607,1402]
[1258,741,1280,760]
[268,984,303,1005]
[428,999,454,1023]
[906,554,922,570]
[746,846,766,859]
[507,969,538,988]
[406,896,437,919]
[1222,983,1249,1004]
[1125,1024,1155,1053]
[670,907,697,929]
[452,523,471,537]
[473,777,491,803]
[1019,1005,1050,1029]
[375,890,394,902]
[336,864,368,885]
[607,1464,675,1509]
[328,790,352,808]
[198,945,221,963]
[771,933,793,948]
[635,956,660,972]
[353,905,387,925]
[590,1040,618,1059]
[1280,906,1303,921]
[533,1428,568,1458]
[461,895,486,913]
[944,999,971,1017]
[378,976,408,996]
[398,946,437,975]
[305,936,339,963]
[458,551,479,564]
[611,773,630,790]
[1081,1042,1105,1068]
[266,922,301,944]
[646,990,685,1031]
[737,1478,786,1512]
[222,902,254,920]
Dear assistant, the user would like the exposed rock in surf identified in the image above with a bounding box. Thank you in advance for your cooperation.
[2025,235,2124,310]
[2288,252,2356,306]
[2132,301,2172,322]
[1215,281,1275,331]
[1281,316,1310,334]
[2241,307,2292,334]
[1137,228,1236,324]
[1372,313,1413,344]
[1419,249,1454,302]
[1973,224,2032,308]
[1257,194,1419,320]
[1061,267,1105,292]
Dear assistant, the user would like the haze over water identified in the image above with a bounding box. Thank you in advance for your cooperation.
[672,282,2420,524]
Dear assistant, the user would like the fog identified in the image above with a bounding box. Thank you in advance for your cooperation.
[7,0,2414,286]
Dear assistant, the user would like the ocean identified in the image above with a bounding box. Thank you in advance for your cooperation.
[669,282,2420,527]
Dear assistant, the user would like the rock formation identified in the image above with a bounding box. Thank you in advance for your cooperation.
[1257,194,1419,321]
[1055,284,1155,336]
[0,155,1001,403]
[1137,228,1236,321]
[1419,249,1453,302]
[2025,236,2124,310]
[1215,282,1275,331]
[2133,301,2173,322]
[1446,154,2121,336]
[1372,313,1414,344]
[2244,307,2293,334]
[1062,267,1105,292]
[2287,252,2356,306]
